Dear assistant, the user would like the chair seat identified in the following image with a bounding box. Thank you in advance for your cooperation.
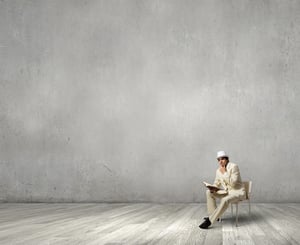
[231,197,248,203]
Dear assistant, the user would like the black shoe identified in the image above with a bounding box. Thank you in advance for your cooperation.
[199,217,211,229]
[204,216,219,222]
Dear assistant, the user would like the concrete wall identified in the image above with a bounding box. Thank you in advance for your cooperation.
[0,0,299,202]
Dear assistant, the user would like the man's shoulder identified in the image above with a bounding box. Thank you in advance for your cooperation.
[228,162,239,169]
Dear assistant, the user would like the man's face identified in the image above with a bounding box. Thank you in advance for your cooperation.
[218,157,228,167]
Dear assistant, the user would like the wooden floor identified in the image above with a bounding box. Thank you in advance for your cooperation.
[0,203,299,245]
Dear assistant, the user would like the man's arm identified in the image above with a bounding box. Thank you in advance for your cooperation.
[213,171,221,188]
[229,164,241,188]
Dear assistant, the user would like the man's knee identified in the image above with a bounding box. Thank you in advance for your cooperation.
[206,189,214,198]
[220,196,237,206]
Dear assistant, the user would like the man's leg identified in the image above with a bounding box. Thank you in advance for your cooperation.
[206,190,227,215]
[206,190,217,215]
[209,194,240,224]
[200,190,228,229]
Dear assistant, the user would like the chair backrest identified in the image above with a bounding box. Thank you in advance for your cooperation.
[243,181,252,200]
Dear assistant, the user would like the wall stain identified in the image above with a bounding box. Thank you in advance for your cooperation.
[103,164,114,176]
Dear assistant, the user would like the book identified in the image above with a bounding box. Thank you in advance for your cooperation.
[203,181,228,194]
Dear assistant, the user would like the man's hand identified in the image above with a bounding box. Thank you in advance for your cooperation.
[219,166,227,174]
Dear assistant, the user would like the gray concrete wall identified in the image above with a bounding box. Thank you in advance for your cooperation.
[0,0,299,202]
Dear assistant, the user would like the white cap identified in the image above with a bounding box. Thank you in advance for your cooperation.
[217,151,228,159]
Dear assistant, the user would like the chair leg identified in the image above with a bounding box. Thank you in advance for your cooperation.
[248,199,251,215]
[235,203,239,227]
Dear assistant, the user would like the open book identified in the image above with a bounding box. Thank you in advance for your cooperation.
[203,181,228,194]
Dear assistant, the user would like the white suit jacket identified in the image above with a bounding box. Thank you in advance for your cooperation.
[213,162,245,193]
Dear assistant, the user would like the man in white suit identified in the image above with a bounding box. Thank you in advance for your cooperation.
[199,151,246,229]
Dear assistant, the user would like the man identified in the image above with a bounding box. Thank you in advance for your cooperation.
[199,151,246,229]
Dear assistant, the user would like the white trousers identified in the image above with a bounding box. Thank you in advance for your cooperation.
[206,189,246,224]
